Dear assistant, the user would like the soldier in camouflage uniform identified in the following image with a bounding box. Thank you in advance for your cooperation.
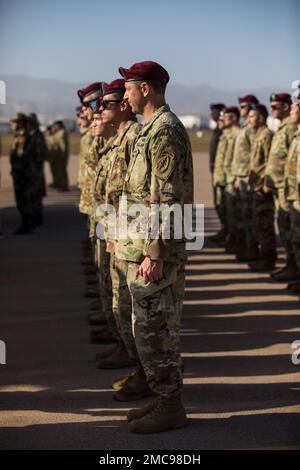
[93,79,141,371]
[232,95,259,260]
[208,103,226,242]
[265,93,297,281]
[9,113,34,234]
[90,97,133,366]
[27,113,48,227]
[77,83,105,304]
[284,101,300,293]
[51,121,69,192]
[78,83,103,219]
[75,104,96,301]
[77,87,129,357]
[212,112,229,242]
[222,106,240,253]
[88,111,119,347]
[76,106,93,190]
[45,125,58,188]
[246,104,276,272]
[114,61,194,433]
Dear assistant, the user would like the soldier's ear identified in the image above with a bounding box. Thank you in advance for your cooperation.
[140,81,150,98]
[120,100,128,112]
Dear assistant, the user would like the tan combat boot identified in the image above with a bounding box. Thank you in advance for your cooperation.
[112,374,130,391]
[113,366,153,401]
[127,396,160,422]
[96,343,135,369]
[94,344,119,362]
[271,260,300,281]
[90,328,118,344]
[129,395,187,434]
[112,364,144,391]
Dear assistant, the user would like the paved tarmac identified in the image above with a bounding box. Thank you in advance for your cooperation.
[0,153,299,449]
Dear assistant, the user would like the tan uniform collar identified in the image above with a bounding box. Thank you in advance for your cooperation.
[140,104,170,136]
[278,116,291,129]
[113,119,138,147]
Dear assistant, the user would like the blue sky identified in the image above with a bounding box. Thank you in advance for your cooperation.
[0,0,299,90]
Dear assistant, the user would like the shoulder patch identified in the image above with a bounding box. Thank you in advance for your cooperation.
[153,150,176,180]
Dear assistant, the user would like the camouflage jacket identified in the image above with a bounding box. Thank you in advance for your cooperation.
[93,137,116,216]
[45,134,55,161]
[249,126,273,192]
[209,127,222,172]
[223,126,240,184]
[265,117,297,190]
[29,129,48,167]
[51,128,69,161]
[77,128,93,189]
[213,131,228,186]
[231,124,255,178]
[104,120,142,252]
[285,130,300,201]
[79,136,105,215]
[115,104,194,264]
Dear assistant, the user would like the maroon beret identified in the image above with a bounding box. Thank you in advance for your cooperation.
[270,93,292,104]
[224,106,240,120]
[103,79,125,96]
[210,103,225,111]
[250,103,269,118]
[77,82,103,102]
[238,95,259,105]
[119,61,170,84]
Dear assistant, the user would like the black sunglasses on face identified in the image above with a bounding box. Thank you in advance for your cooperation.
[100,99,123,109]
[271,104,283,110]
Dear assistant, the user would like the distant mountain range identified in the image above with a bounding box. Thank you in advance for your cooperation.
[0,74,286,124]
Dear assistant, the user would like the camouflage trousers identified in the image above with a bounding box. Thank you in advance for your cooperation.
[56,155,69,190]
[12,171,33,227]
[89,215,97,241]
[110,255,138,361]
[236,179,258,249]
[274,188,294,263]
[289,202,300,270]
[214,184,227,233]
[95,239,120,341]
[224,183,238,236]
[116,260,185,397]
[49,157,59,187]
[252,191,276,260]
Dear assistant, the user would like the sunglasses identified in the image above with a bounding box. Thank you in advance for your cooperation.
[82,100,96,108]
[100,99,123,109]
[240,104,250,109]
[270,104,283,110]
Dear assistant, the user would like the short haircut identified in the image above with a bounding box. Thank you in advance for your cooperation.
[135,79,167,94]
